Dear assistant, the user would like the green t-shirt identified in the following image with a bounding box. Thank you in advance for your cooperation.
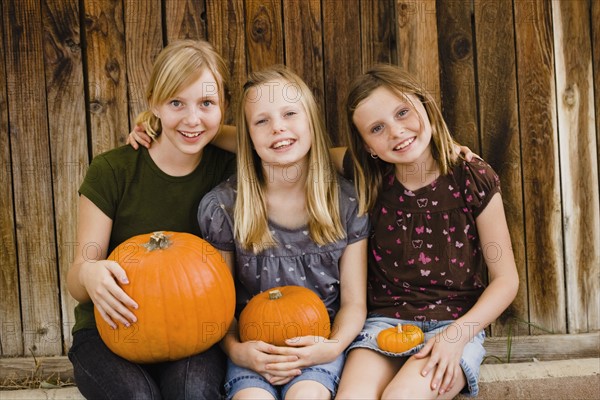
[72,144,236,333]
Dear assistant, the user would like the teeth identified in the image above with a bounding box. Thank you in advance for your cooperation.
[273,139,293,149]
[180,131,202,138]
[394,137,415,150]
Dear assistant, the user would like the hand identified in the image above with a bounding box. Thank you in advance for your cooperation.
[126,124,152,150]
[230,340,301,384]
[454,144,478,162]
[413,324,467,395]
[264,336,338,377]
[80,260,138,329]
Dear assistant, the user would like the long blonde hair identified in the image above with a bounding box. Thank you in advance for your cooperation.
[135,39,229,138]
[235,65,344,253]
[345,64,459,214]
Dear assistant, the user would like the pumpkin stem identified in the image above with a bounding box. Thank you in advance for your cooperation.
[142,231,172,251]
[268,290,283,300]
[397,324,403,333]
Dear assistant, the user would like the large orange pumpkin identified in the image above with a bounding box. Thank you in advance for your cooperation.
[238,286,330,346]
[377,324,424,353]
[94,231,235,363]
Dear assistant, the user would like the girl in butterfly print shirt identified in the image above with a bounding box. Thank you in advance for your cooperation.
[335,64,519,400]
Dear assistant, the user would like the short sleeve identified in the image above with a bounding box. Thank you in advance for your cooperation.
[338,176,370,244]
[462,158,502,218]
[197,180,236,251]
[78,154,118,219]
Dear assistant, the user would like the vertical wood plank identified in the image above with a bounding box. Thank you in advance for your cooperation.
[593,0,600,188]
[552,0,599,333]
[322,0,362,145]
[83,0,129,155]
[41,0,88,352]
[282,0,325,114]
[360,0,397,70]
[0,0,22,356]
[395,0,441,104]
[124,0,163,125]
[205,0,247,124]
[245,0,283,71]
[436,0,479,152]
[514,0,566,334]
[2,0,62,355]
[473,0,528,335]
[164,0,206,42]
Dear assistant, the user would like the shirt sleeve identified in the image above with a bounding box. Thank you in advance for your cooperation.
[197,183,236,251]
[339,176,370,244]
[78,154,118,219]
[463,158,502,218]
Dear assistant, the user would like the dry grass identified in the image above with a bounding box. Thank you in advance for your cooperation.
[1,373,75,391]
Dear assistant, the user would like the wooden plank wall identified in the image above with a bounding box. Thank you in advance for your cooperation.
[0,0,597,357]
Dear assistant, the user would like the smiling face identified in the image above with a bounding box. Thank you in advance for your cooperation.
[244,78,312,168]
[352,86,433,168]
[152,68,222,158]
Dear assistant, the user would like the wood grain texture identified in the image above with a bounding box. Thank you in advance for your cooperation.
[83,0,129,155]
[2,0,62,355]
[514,0,566,334]
[473,0,528,335]
[395,0,440,103]
[0,1,22,356]
[593,0,600,198]
[360,0,397,70]
[322,0,361,145]
[436,0,479,151]
[124,0,163,126]
[205,0,247,124]
[245,0,283,71]
[283,0,325,113]
[41,0,88,353]
[164,0,206,42]
[552,0,599,333]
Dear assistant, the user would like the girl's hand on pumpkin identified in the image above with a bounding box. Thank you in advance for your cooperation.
[126,124,152,150]
[81,260,138,329]
[413,324,467,395]
[265,336,337,372]
[231,340,301,381]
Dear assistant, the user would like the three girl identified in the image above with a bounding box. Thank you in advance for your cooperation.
[335,64,519,399]
[198,65,369,400]
[67,40,235,399]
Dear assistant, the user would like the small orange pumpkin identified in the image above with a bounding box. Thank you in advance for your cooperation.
[94,231,235,363]
[238,286,331,346]
[377,324,424,353]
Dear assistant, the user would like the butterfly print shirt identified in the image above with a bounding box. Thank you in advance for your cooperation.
[368,158,501,321]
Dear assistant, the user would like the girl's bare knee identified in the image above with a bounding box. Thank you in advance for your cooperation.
[284,381,330,400]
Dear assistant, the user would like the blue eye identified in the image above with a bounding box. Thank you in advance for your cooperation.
[371,124,383,134]
[169,100,183,107]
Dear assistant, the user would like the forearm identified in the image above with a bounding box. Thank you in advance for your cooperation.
[67,260,91,303]
[328,301,367,354]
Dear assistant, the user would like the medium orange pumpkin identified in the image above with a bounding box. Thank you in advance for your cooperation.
[94,231,235,363]
[238,286,331,346]
[377,324,425,353]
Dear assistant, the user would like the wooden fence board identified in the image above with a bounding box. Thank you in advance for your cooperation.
[396,0,440,104]
[515,0,566,334]
[3,0,62,355]
[472,0,528,335]
[283,0,325,113]
[593,0,600,189]
[164,0,206,42]
[124,0,163,126]
[205,0,247,124]
[41,0,88,354]
[322,0,361,145]
[83,0,129,155]
[552,0,599,333]
[245,0,283,72]
[436,0,479,152]
[0,2,22,357]
[360,0,397,70]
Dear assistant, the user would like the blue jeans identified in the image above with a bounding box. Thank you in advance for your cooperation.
[68,329,226,400]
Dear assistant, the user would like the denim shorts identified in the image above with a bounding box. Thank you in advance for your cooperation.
[346,316,486,397]
[224,353,345,400]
